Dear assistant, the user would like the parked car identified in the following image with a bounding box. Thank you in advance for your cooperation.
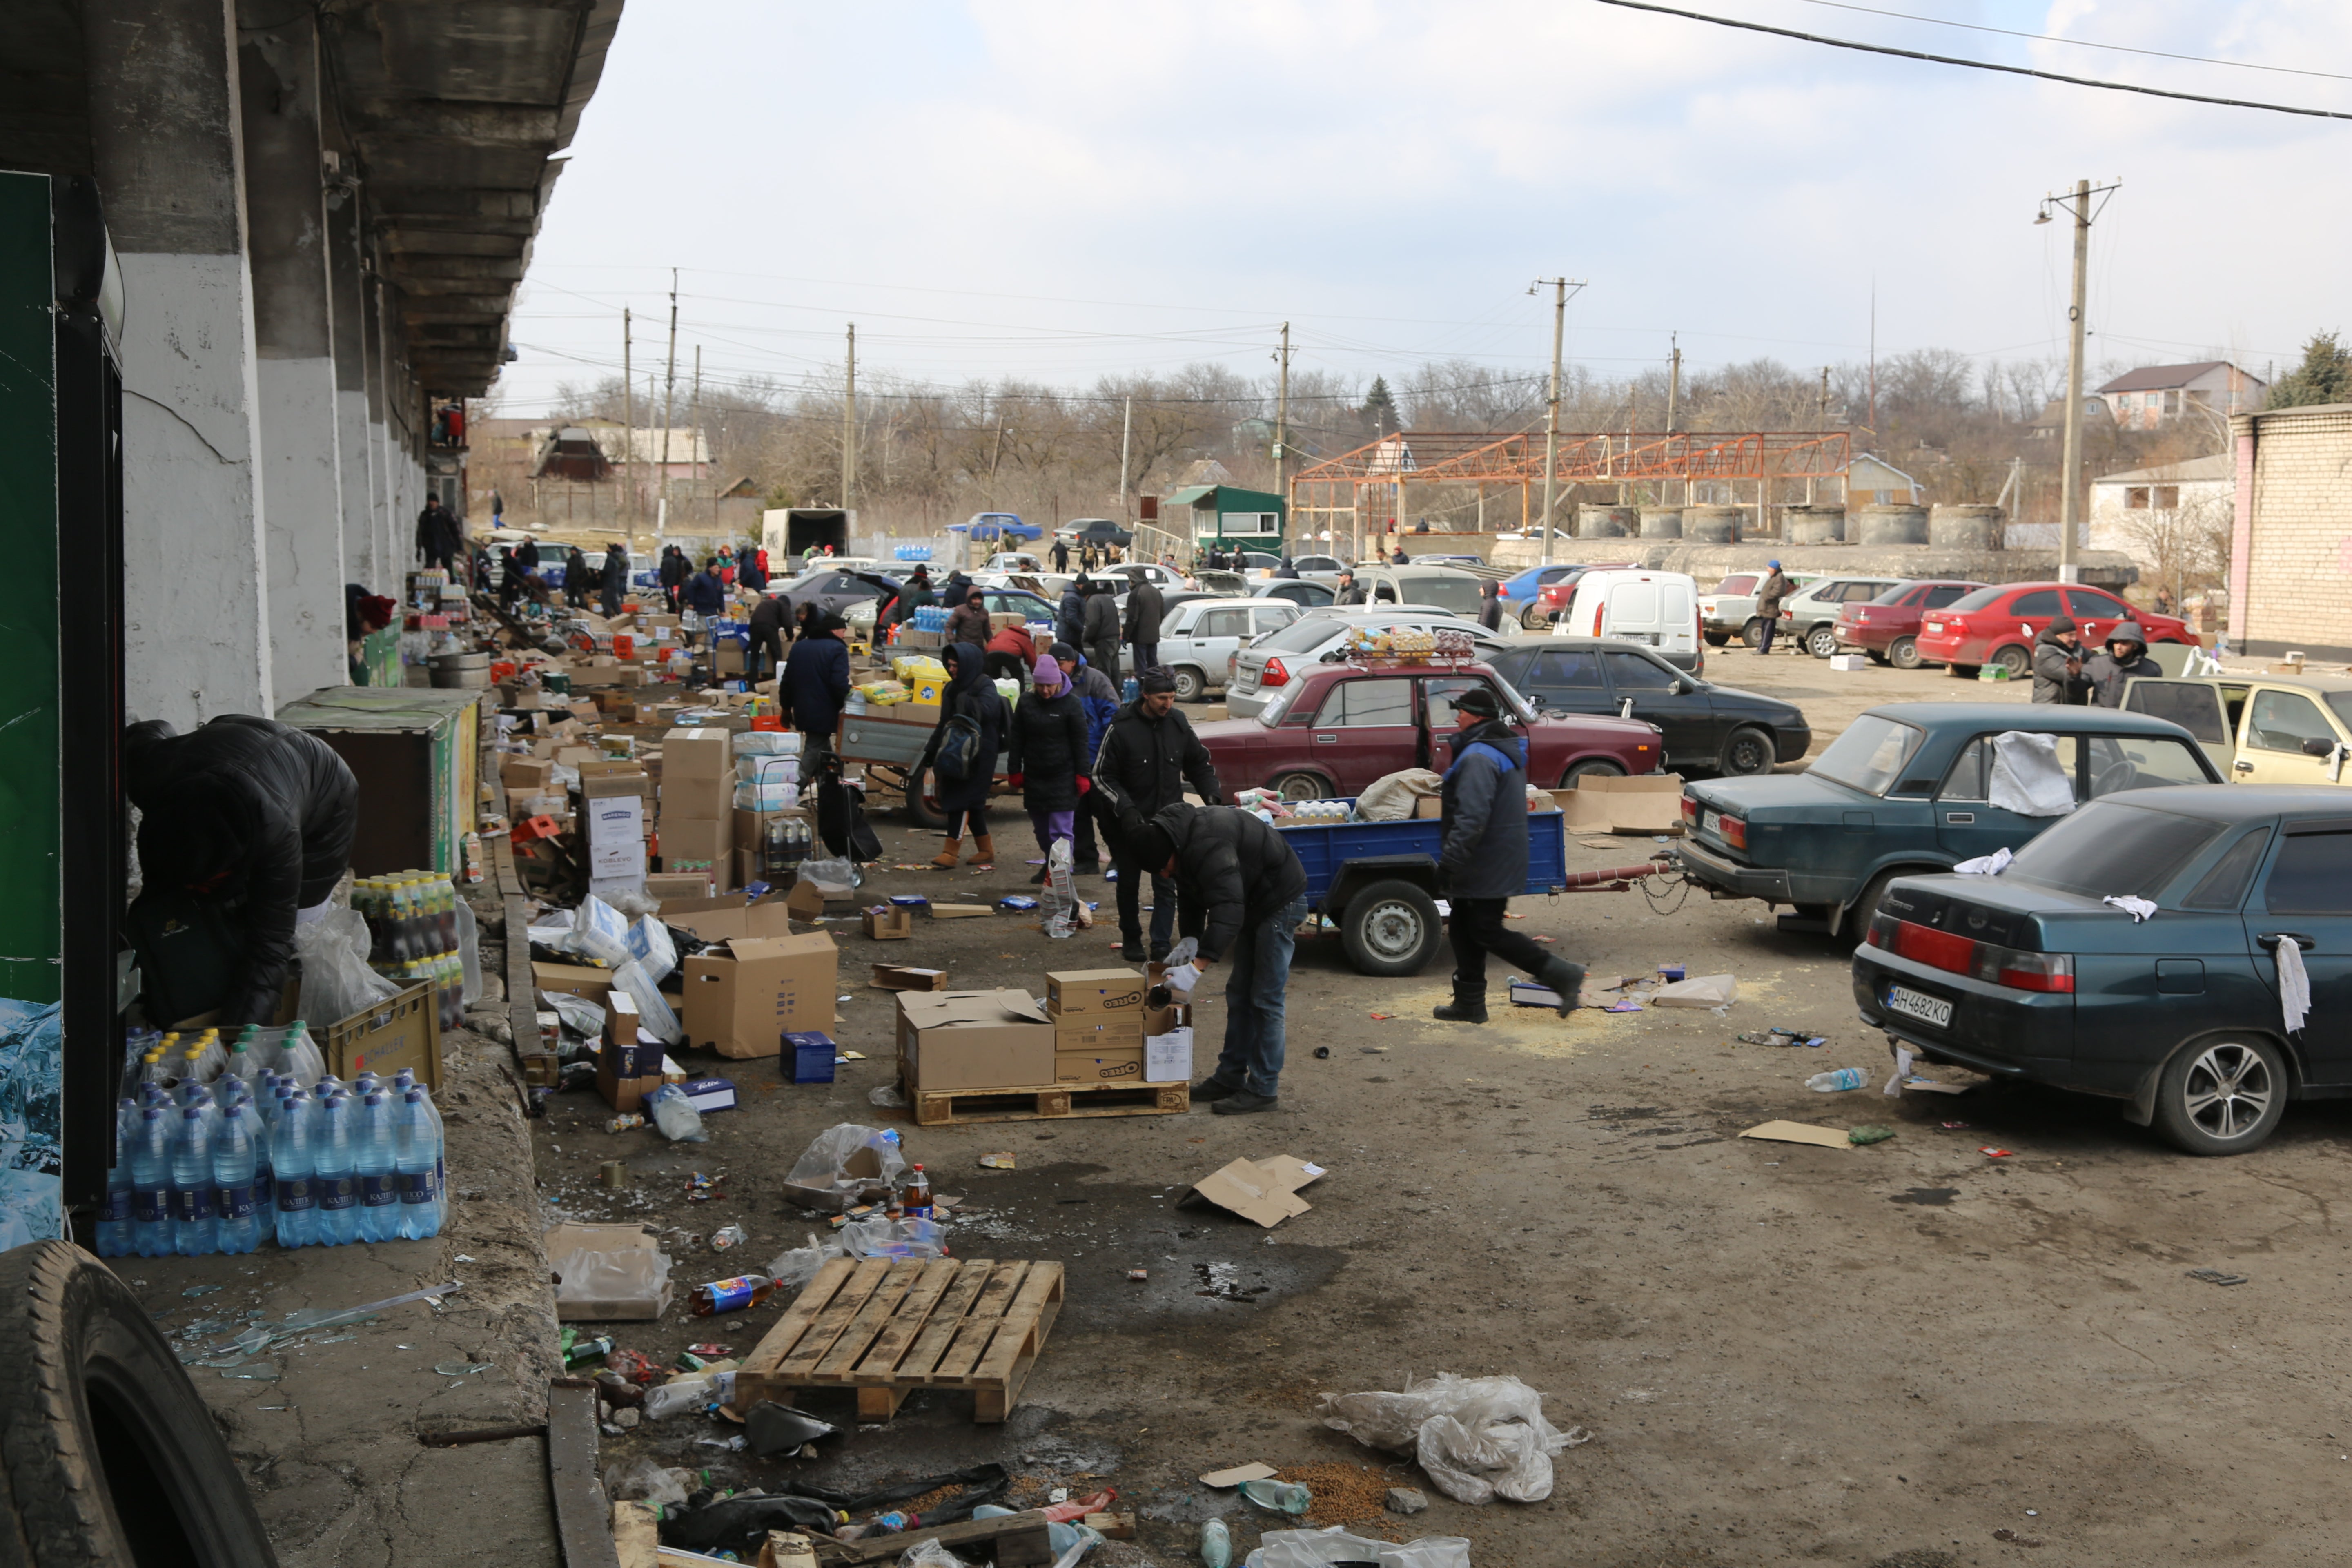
[1339,564,1494,620]
[1225,609,1507,719]
[1699,570,1818,646]
[1774,576,1904,658]
[1854,784,2352,1154]
[777,568,905,625]
[1672,703,2221,939]
[1147,597,1303,699]
[1192,569,1251,596]
[2123,668,2352,782]
[1252,579,1336,610]
[1916,582,2202,675]
[1833,579,1988,669]
[1527,563,1638,630]
[1496,564,1584,624]
[1290,554,1347,578]
[1195,658,1664,800]
[984,551,1045,573]
[1483,636,1809,776]
[1546,569,1704,672]
[1087,562,1186,595]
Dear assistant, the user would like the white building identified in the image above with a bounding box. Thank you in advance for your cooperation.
[2096,362,2266,431]
[2087,452,2233,555]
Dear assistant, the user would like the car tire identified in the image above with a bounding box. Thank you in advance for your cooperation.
[1170,666,1206,702]
[1271,771,1327,802]
[0,1241,280,1568]
[1991,644,2031,677]
[1704,631,1729,648]
[1805,624,1839,659]
[1888,635,1922,670]
[1946,662,1980,679]
[1521,606,1551,631]
[1340,879,1442,977]
[1741,618,1766,649]
[901,765,947,830]
[1718,725,1776,777]
[1839,867,1906,940]
[2152,1036,2289,1155]
[1559,759,1624,787]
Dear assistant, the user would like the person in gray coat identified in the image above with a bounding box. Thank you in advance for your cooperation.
[2082,619,2159,708]
[1433,688,1586,1023]
[2032,617,2090,704]
[1082,580,1123,680]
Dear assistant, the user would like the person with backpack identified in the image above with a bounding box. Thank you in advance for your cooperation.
[914,642,1008,868]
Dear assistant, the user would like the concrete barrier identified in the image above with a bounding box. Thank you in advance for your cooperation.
[1686,505,1744,543]
[1855,505,1929,546]
[1638,508,1682,539]
[1929,504,2003,551]
[1782,505,1845,546]
[1578,505,1636,539]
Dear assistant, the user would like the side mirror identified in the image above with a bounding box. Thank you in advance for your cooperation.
[1672,677,1694,694]
[2303,737,2339,758]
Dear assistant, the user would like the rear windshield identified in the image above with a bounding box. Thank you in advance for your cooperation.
[1944,586,2007,612]
[2002,800,2228,901]
[1396,574,1483,614]
[1715,574,1758,595]
[1259,617,1350,653]
[1869,584,1914,606]
[1807,715,1926,796]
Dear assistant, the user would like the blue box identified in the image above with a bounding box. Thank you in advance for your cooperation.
[784,1030,836,1085]
[680,1077,739,1113]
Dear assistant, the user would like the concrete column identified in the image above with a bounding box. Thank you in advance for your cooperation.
[84,0,272,728]
[361,266,393,581]
[238,2,345,697]
[326,182,379,593]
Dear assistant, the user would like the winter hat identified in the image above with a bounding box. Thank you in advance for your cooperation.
[1138,668,1178,694]
[2047,615,2078,635]
[1048,641,1082,665]
[2108,619,2147,647]
[1456,687,1503,718]
[1032,654,1065,690]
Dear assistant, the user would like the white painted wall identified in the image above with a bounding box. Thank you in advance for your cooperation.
[336,388,376,590]
[255,355,347,695]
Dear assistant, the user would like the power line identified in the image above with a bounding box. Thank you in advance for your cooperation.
[1792,0,2352,83]
[1588,0,2352,121]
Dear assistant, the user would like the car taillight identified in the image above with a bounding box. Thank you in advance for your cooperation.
[1867,914,2074,993]
[1261,657,1289,688]
[1719,814,1747,850]
[1592,604,1606,635]
[1682,795,1700,825]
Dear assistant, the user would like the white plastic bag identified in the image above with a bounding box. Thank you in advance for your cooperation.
[1358,768,1443,822]
[609,958,680,1045]
[454,898,483,1005]
[1253,1528,1471,1568]
[1989,731,2076,817]
[764,1232,847,1292]
[295,908,401,1025]
[625,915,678,985]
[799,856,859,896]
[641,1372,731,1422]
[1319,1372,1575,1504]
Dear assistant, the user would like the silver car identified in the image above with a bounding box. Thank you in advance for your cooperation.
[1224,608,1506,719]
[1149,597,1302,701]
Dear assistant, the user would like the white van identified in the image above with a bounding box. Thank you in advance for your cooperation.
[1551,569,1703,672]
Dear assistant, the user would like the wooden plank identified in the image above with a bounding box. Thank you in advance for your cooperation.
[892,1260,999,1380]
[933,1263,1029,1381]
[737,1258,860,1378]
[970,1263,1064,1385]
[848,1258,960,1380]
[808,1259,926,1381]
[776,1258,895,1377]
[911,1080,1187,1127]
[813,1512,1053,1567]
[548,1380,624,1568]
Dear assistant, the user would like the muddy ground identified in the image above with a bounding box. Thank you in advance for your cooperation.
[543,650,2352,1567]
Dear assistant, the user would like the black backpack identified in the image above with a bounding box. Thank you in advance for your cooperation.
[934,710,984,784]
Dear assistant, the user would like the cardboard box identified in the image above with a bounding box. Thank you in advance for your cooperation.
[713,645,746,675]
[872,964,948,992]
[664,727,732,777]
[646,870,715,902]
[605,989,640,1044]
[898,990,1055,1092]
[581,769,654,801]
[731,848,762,891]
[1140,1001,1189,1038]
[1184,1154,1329,1229]
[863,906,913,940]
[1557,773,1686,835]
[784,1030,835,1085]
[533,961,615,1007]
[586,798,648,880]
[1055,1045,1151,1084]
[1413,794,1444,820]
[678,931,840,1058]
[500,755,554,792]
[1529,792,1561,814]
[661,893,796,944]
[1054,1015,1142,1052]
[660,816,731,865]
[1045,968,1146,1018]
[597,1035,667,1112]
[546,1222,671,1321]
[661,771,731,823]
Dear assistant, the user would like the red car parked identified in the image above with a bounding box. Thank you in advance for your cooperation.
[1913,581,2201,676]
[1192,657,1663,800]
[1832,579,1987,670]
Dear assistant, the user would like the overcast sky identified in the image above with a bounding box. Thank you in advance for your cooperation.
[494,0,2352,418]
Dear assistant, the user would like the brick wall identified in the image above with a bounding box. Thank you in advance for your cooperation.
[2236,405,2352,659]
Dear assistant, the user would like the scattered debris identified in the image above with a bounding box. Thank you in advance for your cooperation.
[1737,1121,1851,1149]
[1846,1125,1896,1146]
[2187,1268,2250,1287]
[1320,1372,1578,1504]
[1199,1463,1278,1488]
[979,1153,1017,1170]
[1979,1147,2014,1158]
[1386,1487,1428,1515]
[1993,1528,2046,1547]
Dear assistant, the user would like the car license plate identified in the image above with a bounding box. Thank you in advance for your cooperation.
[1924,619,1944,633]
[1884,984,1952,1028]
[1702,809,1722,838]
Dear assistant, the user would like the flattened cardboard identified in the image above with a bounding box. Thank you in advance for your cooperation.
[1559,772,1686,835]
[1186,1154,1328,1229]
[1737,1120,1850,1149]
[679,931,840,1058]
[929,903,991,919]
[1045,968,1146,1017]
[1199,1463,1279,1489]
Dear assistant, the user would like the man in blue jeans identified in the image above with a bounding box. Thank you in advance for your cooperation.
[1131,802,1309,1115]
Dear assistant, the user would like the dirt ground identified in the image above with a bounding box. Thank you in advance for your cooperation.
[544,649,2352,1567]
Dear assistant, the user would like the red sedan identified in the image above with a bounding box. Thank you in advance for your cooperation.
[1193,657,1662,800]
[1913,581,2201,676]
[1832,579,1987,670]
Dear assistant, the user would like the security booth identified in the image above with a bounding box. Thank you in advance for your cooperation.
[1166,484,1285,557]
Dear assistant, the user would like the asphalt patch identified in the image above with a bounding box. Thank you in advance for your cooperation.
[1889,1187,1962,1207]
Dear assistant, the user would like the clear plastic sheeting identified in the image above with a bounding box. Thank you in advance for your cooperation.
[838,1216,947,1259]
[554,1245,673,1320]
[1246,1527,1472,1568]
[764,1233,848,1292]
[294,909,401,1027]
[609,958,681,1045]
[785,1124,907,1199]
[1319,1373,1579,1505]
[1988,731,2076,817]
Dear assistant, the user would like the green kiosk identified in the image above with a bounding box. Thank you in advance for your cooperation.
[1165,483,1286,560]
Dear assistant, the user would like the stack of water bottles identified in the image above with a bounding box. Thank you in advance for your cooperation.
[911,605,950,633]
[99,1032,447,1258]
[354,871,468,1033]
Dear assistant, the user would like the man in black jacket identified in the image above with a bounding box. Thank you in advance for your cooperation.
[1082,579,1123,680]
[748,592,791,682]
[1129,802,1308,1115]
[1333,569,1367,606]
[1433,688,1585,1022]
[599,541,629,617]
[1091,670,1223,960]
[1123,575,1165,676]
[564,546,593,608]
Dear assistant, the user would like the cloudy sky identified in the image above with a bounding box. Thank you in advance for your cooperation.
[495,0,2352,416]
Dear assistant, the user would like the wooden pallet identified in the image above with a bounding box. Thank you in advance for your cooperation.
[732,1257,1064,1423]
[910,1079,1187,1126]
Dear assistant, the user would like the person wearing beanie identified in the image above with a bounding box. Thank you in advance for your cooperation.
[1754,561,1791,655]
[783,610,851,758]
[1054,642,1120,875]
[913,642,1009,867]
[1007,652,1091,883]
[1432,686,1586,1023]
[1090,665,1222,960]
[2032,615,2089,705]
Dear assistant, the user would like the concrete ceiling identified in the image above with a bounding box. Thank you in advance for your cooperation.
[325,0,622,396]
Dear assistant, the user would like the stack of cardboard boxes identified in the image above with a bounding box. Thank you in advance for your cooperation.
[580,758,653,893]
[666,893,840,1060]
[1046,969,1156,1085]
[659,727,732,893]
[896,990,1056,1094]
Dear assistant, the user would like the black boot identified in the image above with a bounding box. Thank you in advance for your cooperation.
[1535,956,1588,1017]
[1433,976,1487,1024]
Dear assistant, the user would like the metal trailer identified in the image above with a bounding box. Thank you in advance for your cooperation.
[835,705,1011,831]
[1274,805,1571,976]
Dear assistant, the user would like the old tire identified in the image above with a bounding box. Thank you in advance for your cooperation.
[1839,867,1906,940]
[1559,758,1624,788]
[1718,725,1776,777]
[901,766,947,830]
[1340,880,1442,977]
[1270,771,1327,802]
[1990,643,2031,677]
[0,1240,278,1568]
[1170,666,1207,703]
[1806,624,1839,658]
[2153,1036,2288,1155]
[1887,635,1922,670]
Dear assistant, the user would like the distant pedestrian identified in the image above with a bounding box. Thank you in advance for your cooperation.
[1123,572,1164,676]
[564,546,592,609]
[1388,546,1408,565]
[1007,654,1090,884]
[1082,579,1122,680]
[1055,642,1118,875]
[1051,538,1071,573]
[1477,577,1505,633]
[1754,561,1791,654]
[1334,569,1367,606]
[1091,668,1222,961]
[659,545,688,612]
[599,541,628,618]
[946,585,993,647]
[784,612,851,758]
[683,556,726,620]
[748,592,790,682]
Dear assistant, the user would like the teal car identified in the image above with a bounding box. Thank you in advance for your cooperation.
[1671,704,2223,939]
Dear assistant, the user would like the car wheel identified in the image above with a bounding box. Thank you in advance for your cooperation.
[2153,1036,2288,1155]
[1946,662,1980,679]
[1271,771,1327,802]
[1340,879,1442,977]
[1718,725,1776,777]
[1521,606,1551,631]
[1170,666,1205,702]
[1991,644,2031,677]
[1865,648,1890,666]
[1559,758,1624,787]
[0,1241,280,1567]
[1840,867,1905,940]
[901,765,947,830]
[1741,618,1766,649]
[1704,631,1729,648]
[1806,625,1839,658]
[1888,635,1922,670]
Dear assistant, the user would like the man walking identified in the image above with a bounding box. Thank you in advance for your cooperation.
[599,541,628,618]
[1123,570,1164,677]
[2033,615,2091,705]
[1431,688,1585,1022]
[1091,668,1222,960]
[1128,802,1307,1116]
[784,612,850,761]
[1754,561,1791,655]
[1082,579,1122,682]
[1051,537,1070,573]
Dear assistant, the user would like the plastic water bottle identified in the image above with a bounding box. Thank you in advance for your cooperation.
[129,1108,176,1258]
[212,1105,261,1256]
[356,1092,401,1243]
[401,1076,448,1230]
[250,1089,275,1233]
[313,1094,358,1245]
[272,1092,316,1250]
[171,1104,216,1255]
[1199,1518,1231,1568]
[1122,676,1140,702]
[396,1089,441,1240]
[1240,1479,1311,1515]
[97,1098,136,1257]
[1806,1067,1868,1092]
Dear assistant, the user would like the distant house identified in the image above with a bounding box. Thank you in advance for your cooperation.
[2087,453,2232,555]
[2096,362,2265,430]
[2026,396,2112,441]
[1844,452,1922,505]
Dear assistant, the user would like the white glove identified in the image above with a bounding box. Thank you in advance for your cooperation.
[1165,963,1202,995]
[1163,937,1198,967]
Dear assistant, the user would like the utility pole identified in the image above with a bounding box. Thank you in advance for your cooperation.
[1664,333,1681,433]
[1528,278,1585,566]
[660,270,679,532]
[1118,394,1132,519]
[1811,367,1830,503]
[1274,321,1291,515]
[2033,178,2119,579]
[842,323,857,512]
[621,308,634,532]
[688,345,702,533]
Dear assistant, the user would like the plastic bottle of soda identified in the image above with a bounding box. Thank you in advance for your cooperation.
[691,1275,777,1315]
[434,877,459,954]
[902,1164,933,1219]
